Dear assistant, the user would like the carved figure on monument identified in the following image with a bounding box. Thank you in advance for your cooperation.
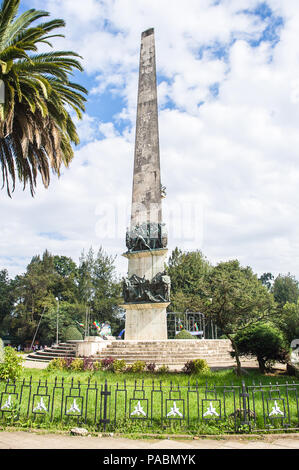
[122,271,170,303]
[126,222,168,252]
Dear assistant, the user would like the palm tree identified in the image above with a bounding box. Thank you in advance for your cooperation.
[0,0,87,196]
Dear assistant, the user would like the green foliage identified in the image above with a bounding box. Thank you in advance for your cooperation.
[0,0,87,196]
[234,323,289,373]
[167,248,211,313]
[0,269,14,335]
[157,364,169,373]
[175,329,194,339]
[183,359,210,374]
[130,361,146,373]
[112,359,127,373]
[0,346,24,380]
[46,357,67,371]
[278,301,299,344]
[0,338,4,363]
[273,273,299,307]
[69,358,84,371]
[64,326,83,341]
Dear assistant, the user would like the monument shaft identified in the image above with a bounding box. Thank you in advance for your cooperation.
[131,28,162,228]
[122,28,170,341]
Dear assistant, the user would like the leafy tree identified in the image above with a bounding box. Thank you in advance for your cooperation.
[0,0,87,196]
[167,248,211,296]
[8,250,59,343]
[64,325,82,341]
[234,323,289,374]
[78,247,122,335]
[272,273,299,307]
[204,260,275,375]
[275,301,299,345]
[0,269,14,335]
[259,272,274,290]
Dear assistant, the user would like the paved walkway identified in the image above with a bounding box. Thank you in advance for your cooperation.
[0,431,299,449]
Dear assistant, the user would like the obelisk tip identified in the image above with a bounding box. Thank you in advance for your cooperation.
[141,28,154,38]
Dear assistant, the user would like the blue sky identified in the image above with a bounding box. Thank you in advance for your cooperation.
[2,0,299,281]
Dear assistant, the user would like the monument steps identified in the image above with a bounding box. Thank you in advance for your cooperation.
[91,339,235,367]
[26,342,78,362]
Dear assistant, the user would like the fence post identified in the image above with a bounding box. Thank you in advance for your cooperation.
[239,380,251,432]
[100,379,111,432]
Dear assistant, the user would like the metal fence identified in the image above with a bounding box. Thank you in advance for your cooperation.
[0,377,298,433]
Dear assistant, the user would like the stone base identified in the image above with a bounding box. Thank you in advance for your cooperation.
[122,302,169,340]
[76,336,113,357]
[122,248,168,280]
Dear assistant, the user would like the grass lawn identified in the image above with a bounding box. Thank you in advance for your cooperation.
[18,364,296,386]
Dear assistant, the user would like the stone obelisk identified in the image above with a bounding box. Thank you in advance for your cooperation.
[122,28,170,341]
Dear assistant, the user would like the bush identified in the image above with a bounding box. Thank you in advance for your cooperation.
[100,357,115,371]
[0,338,4,363]
[0,346,24,380]
[69,358,84,371]
[46,357,67,371]
[146,363,156,372]
[234,322,289,374]
[183,359,210,375]
[64,326,83,341]
[157,364,169,373]
[93,360,101,371]
[112,359,127,373]
[175,329,194,340]
[130,360,146,373]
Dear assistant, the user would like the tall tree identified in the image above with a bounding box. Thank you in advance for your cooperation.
[166,248,211,313]
[203,260,276,375]
[78,247,122,334]
[272,273,299,307]
[0,268,14,335]
[0,0,87,196]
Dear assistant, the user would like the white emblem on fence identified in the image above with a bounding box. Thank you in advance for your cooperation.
[269,401,284,417]
[33,397,48,413]
[67,398,81,414]
[167,401,183,418]
[1,395,12,410]
[203,402,219,417]
[131,401,146,417]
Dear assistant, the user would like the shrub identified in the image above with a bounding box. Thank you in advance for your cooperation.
[70,358,84,371]
[112,359,127,373]
[0,346,24,380]
[157,364,169,373]
[64,326,83,341]
[83,357,94,371]
[234,322,289,374]
[130,360,146,373]
[175,329,194,340]
[46,357,67,371]
[146,363,156,372]
[100,357,115,371]
[0,338,4,363]
[93,360,101,371]
[183,359,210,375]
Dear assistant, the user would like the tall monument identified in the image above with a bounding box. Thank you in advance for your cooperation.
[122,28,170,341]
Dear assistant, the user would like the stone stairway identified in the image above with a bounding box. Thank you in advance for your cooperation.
[25,339,258,370]
[92,339,238,369]
[26,342,78,362]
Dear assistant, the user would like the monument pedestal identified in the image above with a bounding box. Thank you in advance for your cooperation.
[122,302,169,340]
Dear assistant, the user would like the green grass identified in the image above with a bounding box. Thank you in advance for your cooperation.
[0,367,298,436]
[18,365,298,387]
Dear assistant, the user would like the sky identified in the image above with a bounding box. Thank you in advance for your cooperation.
[2,0,299,281]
